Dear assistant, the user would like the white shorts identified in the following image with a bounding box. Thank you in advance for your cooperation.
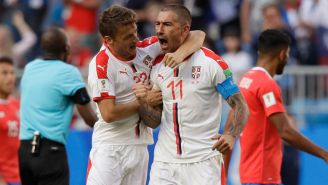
[149,156,224,185]
[86,144,149,185]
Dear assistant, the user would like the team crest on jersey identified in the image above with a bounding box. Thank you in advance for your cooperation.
[192,66,201,79]
[143,55,153,68]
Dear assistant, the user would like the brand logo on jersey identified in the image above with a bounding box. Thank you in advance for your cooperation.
[192,66,201,79]
[157,74,164,80]
[119,69,129,76]
[97,65,105,71]
[143,55,153,68]
[263,92,276,108]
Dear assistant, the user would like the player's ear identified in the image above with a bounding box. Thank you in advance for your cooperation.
[278,49,286,61]
[181,24,190,42]
[104,36,114,46]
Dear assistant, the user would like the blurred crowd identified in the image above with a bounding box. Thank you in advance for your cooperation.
[1,0,328,71]
[0,0,327,127]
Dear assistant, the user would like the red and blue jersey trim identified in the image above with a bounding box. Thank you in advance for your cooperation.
[173,103,182,155]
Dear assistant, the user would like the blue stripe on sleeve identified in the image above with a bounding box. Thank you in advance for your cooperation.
[216,77,240,100]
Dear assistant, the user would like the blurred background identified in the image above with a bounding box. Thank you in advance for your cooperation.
[0,0,327,184]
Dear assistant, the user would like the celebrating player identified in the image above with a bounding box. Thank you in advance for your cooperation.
[86,5,205,185]
[134,4,249,185]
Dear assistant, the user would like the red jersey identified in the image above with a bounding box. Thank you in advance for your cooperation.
[65,3,97,33]
[238,67,286,184]
[0,97,20,183]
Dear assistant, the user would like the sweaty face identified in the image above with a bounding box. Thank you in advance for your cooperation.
[0,63,15,98]
[112,23,139,59]
[155,11,185,53]
[276,47,290,75]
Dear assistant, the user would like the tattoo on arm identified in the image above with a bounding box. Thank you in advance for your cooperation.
[138,103,162,129]
[226,93,249,138]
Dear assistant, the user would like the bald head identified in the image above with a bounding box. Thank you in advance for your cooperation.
[41,28,69,60]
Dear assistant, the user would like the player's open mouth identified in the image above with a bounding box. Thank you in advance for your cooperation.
[159,38,168,45]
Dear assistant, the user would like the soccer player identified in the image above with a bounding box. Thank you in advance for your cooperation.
[86,5,205,185]
[134,4,249,185]
[0,57,20,185]
[19,28,97,185]
[224,29,328,185]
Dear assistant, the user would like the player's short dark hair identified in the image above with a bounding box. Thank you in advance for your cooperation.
[0,56,13,65]
[258,29,291,56]
[41,27,67,55]
[160,4,192,26]
[99,5,136,38]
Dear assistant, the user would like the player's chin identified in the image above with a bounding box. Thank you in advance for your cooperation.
[276,68,284,75]
[160,44,169,53]
[128,47,137,56]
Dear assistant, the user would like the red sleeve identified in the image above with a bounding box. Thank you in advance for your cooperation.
[136,36,159,48]
[91,49,116,101]
[258,80,286,117]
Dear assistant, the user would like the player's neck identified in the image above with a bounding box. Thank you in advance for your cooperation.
[0,92,9,100]
[43,53,65,61]
[106,45,134,61]
[256,59,276,77]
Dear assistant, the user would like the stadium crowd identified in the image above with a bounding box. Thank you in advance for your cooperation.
[1,0,328,70]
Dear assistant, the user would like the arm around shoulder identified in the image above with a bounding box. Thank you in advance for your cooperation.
[175,30,205,57]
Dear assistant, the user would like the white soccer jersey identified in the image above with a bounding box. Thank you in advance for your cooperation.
[151,47,236,163]
[88,37,162,146]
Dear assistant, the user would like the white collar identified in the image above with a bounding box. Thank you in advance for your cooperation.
[252,67,273,79]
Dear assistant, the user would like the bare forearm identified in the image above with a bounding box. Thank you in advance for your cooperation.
[175,30,205,58]
[270,113,328,161]
[240,0,251,42]
[226,93,249,137]
[282,128,327,159]
[112,101,139,121]
[76,103,97,127]
[98,99,139,123]
[223,111,234,134]
[223,150,232,176]
[139,103,162,128]
[80,0,101,8]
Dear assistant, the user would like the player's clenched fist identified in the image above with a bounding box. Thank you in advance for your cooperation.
[146,89,162,107]
[211,134,235,155]
[132,82,151,103]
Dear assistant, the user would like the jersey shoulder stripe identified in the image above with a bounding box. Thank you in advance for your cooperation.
[137,36,159,48]
[95,49,109,79]
[152,54,165,67]
[200,47,229,70]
